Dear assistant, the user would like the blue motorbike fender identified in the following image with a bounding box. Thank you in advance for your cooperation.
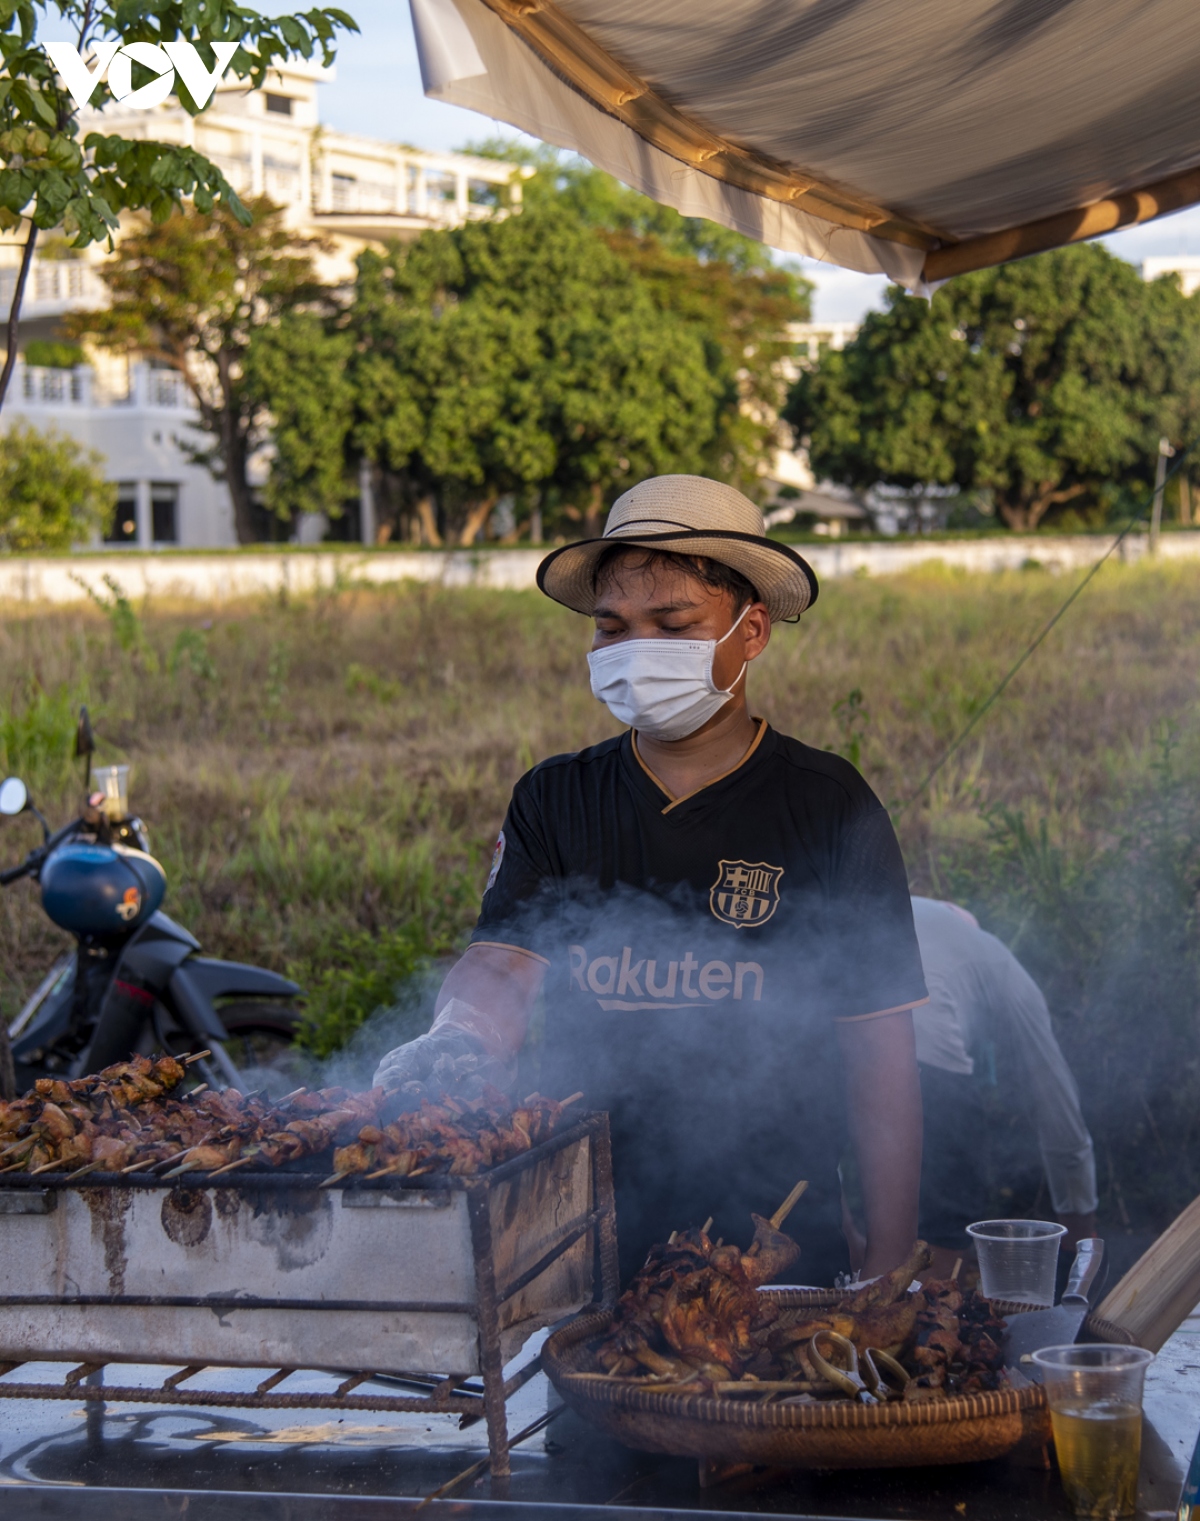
[181,957,302,1005]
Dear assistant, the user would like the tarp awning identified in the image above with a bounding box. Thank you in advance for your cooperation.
[409,0,1200,286]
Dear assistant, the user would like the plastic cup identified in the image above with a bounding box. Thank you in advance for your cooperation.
[92,763,130,822]
[966,1218,1066,1305]
[1032,1344,1154,1518]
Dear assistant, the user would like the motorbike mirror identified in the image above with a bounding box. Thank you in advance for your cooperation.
[0,777,28,816]
[75,706,96,758]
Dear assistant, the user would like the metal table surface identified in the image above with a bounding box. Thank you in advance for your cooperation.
[0,1315,1196,1521]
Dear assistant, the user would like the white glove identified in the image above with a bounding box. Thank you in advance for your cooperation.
[372,1023,515,1104]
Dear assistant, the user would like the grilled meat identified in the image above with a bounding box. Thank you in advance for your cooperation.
[330,1090,578,1181]
[591,1215,801,1385]
[0,1061,578,1181]
[585,1231,1010,1403]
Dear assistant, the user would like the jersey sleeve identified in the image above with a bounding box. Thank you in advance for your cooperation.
[822,806,929,1022]
[469,772,556,963]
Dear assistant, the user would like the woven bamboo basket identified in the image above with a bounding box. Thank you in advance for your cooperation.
[544,1290,1137,1470]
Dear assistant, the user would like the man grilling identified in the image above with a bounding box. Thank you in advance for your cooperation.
[373,477,928,1285]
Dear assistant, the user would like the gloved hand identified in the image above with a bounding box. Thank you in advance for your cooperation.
[372,1017,516,1106]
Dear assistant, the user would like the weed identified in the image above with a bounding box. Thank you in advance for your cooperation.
[832,687,869,770]
[72,574,158,671]
[0,679,89,794]
[168,628,218,686]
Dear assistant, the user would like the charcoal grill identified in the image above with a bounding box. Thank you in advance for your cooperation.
[0,1111,617,1475]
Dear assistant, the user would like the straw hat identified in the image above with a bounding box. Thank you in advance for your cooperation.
[536,476,818,623]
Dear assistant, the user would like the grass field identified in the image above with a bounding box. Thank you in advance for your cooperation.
[2,561,1199,1245]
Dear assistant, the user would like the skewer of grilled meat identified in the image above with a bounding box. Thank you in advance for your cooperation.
[0,1055,188,1168]
[330,1090,580,1182]
[0,1064,581,1181]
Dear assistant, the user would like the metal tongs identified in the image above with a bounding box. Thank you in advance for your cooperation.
[808,1330,911,1405]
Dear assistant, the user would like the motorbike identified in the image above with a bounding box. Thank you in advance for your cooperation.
[0,708,305,1097]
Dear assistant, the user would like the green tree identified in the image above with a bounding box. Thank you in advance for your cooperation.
[242,313,356,523]
[787,244,1200,531]
[0,418,115,548]
[612,232,804,498]
[348,209,727,544]
[470,142,812,504]
[0,0,355,410]
[466,138,788,274]
[72,200,337,543]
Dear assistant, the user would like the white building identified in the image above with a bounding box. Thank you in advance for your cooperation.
[0,62,522,549]
[1142,257,1200,295]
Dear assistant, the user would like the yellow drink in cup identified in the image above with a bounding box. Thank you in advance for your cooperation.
[1033,1345,1154,1520]
[1049,1399,1142,1518]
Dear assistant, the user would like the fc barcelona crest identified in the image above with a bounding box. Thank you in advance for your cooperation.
[709,859,784,928]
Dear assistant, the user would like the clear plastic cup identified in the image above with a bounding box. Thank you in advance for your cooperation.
[1032,1344,1154,1518]
[92,763,130,822]
[966,1218,1066,1305]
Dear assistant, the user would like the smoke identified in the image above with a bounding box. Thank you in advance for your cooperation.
[935,722,1200,1249]
[334,871,922,1286]
[309,959,447,1092]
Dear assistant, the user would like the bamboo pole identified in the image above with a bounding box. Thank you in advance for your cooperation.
[1095,1192,1200,1353]
[923,166,1200,282]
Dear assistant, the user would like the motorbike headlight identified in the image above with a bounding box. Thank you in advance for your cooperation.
[92,763,131,822]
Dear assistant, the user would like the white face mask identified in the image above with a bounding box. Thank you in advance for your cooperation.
[587,604,751,742]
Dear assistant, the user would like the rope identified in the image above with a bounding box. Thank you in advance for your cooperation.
[896,440,1199,814]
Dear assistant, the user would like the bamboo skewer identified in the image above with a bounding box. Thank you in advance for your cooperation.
[770,1180,809,1232]
[162,1158,224,1179]
[150,1150,194,1173]
[205,1156,256,1178]
[183,1051,212,1066]
[29,1158,71,1175]
[62,1160,105,1182]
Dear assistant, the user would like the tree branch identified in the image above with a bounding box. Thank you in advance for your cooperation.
[1028,481,1088,529]
[76,0,95,52]
[0,223,40,413]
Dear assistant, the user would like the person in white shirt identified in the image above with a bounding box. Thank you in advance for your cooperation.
[916,896,1098,1268]
[843,897,1098,1278]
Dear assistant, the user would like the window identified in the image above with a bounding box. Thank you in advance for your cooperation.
[331,172,357,211]
[105,485,138,544]
[151,484,179,545]
[265,93,293,115]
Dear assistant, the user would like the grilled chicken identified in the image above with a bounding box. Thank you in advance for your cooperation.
[588,1231,1010,1403]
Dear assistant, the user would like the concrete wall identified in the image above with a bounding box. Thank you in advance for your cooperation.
[3,532,1199,606]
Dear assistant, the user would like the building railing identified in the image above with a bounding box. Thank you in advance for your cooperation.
[0,259,108,317]
[11,362,192,412]
[19,364,91,406]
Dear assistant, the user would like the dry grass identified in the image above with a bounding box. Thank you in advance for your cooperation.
[2,561,1199,1237]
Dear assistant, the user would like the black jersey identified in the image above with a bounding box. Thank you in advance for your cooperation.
[472,722,927,1284]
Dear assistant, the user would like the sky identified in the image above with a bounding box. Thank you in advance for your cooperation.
[318,0,1200,323]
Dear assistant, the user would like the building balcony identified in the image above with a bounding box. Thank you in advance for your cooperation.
[0,259,108,320]
[12,362,193,413]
